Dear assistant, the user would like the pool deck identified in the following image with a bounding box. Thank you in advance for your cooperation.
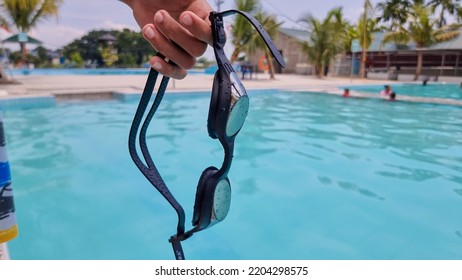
[1,73,462,106]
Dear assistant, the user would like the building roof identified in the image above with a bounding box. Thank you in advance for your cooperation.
[367,28,462,53]
[367,32,415,52]
[278,27,462,53]
[428,30,462,51]
[279,27,310,42]
[98,33,117,42]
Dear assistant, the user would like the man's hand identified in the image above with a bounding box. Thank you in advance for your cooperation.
[121,0,213,79]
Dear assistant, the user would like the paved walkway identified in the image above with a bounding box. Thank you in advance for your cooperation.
[1,73,461,106]
[0,73,391,96]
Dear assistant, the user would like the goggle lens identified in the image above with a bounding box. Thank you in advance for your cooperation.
[213,178,231,221]
[226,72,249,137]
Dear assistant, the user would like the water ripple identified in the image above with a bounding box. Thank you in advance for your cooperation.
[3,91,462,259]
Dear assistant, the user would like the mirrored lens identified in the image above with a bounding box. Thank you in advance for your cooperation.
[213,178,231,221]
[226,72,249,137]
[227,96,249,137]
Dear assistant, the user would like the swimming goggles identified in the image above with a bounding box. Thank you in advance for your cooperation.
[128,9,285,260]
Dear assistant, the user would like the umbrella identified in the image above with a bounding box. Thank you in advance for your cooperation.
[1,32,42,72]
[2,32,42,45]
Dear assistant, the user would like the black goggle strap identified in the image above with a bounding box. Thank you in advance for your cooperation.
[210,10,286,68]
[219,139,235,178]
[128,67,187,260]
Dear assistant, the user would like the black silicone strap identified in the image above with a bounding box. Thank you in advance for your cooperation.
[128,67,186,260]
[213,10,286,68]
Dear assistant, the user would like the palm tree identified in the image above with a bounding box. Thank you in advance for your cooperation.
[300,8,346,77]
[427,0,462,27]
[376,0,416,28]
[230,0,259,62]
[358,0,384,78]
[382,3,460,80]
[0,0,62,64]
[342,24,358,54]
[0,15,10,81]
[243,11,281,79]
[358,17,385,77]
[376,0,416,73]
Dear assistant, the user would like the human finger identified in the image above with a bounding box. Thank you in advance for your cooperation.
[150,55,187,80]
[154,10,208,58]
[142,23,196,70]
[179,11,213,46]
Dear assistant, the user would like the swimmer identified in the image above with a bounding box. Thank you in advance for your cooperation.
[389,92,396,101]
[380,85,392,96]
[342,88,350,97]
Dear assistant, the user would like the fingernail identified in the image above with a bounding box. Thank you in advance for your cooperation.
[143,26,155,39]
[155,12,164,24]
[181,14,192,26]
[152,62,162,70]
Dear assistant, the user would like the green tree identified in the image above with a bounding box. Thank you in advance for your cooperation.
[230,0,259,62]
[62,29,153,67]
[376,0,417,71]
[63,30,106,66]
[244,11,281,79]
[114,28,153,66]
[376,0,416,28]
[358,1,385,77]
[300,8,346,77]
[31,45,51,67]
[382,2,460,79]
[69,51,84,67]
[0,16,10,81]
[0,0,62,64]
[100,46,118,67]
[342,24,358,54]
[8,50,33,65]
[427,0,462,27]
[117,53,137,67]
[357,8,383,78]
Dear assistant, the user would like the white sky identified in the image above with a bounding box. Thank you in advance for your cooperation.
[1,0,375,54]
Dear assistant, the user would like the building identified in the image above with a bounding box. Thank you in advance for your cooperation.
[247,27,310,74]
[355,29,462,80]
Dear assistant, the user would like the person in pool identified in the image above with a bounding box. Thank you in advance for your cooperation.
[389,92,396,101]
[380,85,392,96]
[120,0,213,80]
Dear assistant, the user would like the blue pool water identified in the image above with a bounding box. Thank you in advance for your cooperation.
[348,83,462,100]
[3,91,462,260]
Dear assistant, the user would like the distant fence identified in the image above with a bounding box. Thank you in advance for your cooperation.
[330,52,462,79]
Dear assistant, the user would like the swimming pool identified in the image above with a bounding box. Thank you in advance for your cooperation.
[348,83,462,100]
[3,91,462,260]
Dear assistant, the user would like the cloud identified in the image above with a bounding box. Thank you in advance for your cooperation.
[99,20,139,32]
[19,0,139,50]
[27,19,139,50]
[343,7,364,22]
[30,25,86,49]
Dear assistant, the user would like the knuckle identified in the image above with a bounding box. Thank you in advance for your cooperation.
[182,57,196,70]
[190,44,207,58]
